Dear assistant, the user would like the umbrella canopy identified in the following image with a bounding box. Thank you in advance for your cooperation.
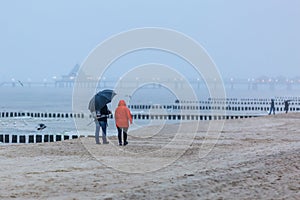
[88,89,116,112]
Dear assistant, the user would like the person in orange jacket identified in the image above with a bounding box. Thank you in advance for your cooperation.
[114,100,132,146]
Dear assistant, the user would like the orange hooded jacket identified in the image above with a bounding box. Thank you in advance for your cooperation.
[114,100,132,128]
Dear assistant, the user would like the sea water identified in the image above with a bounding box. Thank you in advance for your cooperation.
[0,86,176,136]
[0,85,299,137]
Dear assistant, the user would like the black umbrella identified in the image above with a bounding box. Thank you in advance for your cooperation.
[88,89,116,112]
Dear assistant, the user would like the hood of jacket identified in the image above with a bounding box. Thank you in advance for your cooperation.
[118,100,126,107]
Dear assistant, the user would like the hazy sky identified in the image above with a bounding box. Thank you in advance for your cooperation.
[0,0,299,82]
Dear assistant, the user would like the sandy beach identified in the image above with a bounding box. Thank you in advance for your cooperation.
[1,113,299,199]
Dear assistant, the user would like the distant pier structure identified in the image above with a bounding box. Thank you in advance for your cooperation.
[0,64,300,90]
[2,78,300,91]
[54,64,80,88]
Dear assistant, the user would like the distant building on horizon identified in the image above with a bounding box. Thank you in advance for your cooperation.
[60,63,80,81]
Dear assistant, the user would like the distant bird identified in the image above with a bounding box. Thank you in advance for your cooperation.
[18,80,24,87]
[37,123,47,131]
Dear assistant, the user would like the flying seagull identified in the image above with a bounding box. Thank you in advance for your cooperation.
[18,80,24,87]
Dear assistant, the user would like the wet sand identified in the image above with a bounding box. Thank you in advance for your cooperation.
[0,113,299,199]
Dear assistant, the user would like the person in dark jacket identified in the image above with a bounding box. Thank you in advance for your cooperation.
[94,105,111,144]
[269,99,275,115]
[284,100,290,113]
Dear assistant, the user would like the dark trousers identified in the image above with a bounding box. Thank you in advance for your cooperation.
[95,121,107,144]
[117,127,128,144]
[284,106,289,113]
[269,106,275,115]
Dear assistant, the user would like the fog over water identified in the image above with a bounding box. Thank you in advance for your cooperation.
[0,0,299,82]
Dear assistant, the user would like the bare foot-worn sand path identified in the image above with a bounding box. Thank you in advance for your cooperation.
[0,113,299,199]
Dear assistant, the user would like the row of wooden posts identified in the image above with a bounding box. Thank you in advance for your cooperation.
[1,100,299,144]
[0,111,261,121]
[0,134,78,144]
[0,111,84,119]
